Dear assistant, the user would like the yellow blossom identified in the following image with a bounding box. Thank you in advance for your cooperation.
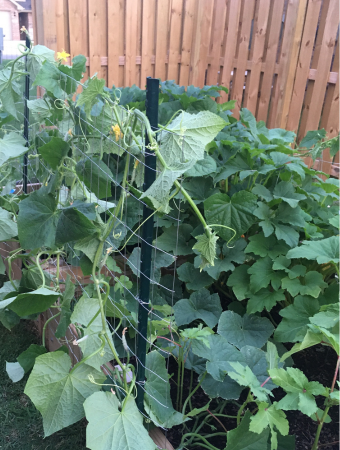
[134,159,139,169]
[20,26,27,33]
[57,49,70,62]
[67,129,72,136]
[111,124,123,142]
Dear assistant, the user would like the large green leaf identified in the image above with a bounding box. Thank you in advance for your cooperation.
[287,236,339,264]
[58,55,87,94]
[18,190,59,249]
[33,60,67,98]
[39,137,69,169]
[177,262,213,290]
[155,224,194,256]
[27,45,55,81]
[248,257,285,292]
[204,191,257,242]
[76,157,113,199]
[218,311,274,349]
[185,153,217,177]
[226,411,270,450]
[226,265,250,300]
[310,303,339,329]
[84,392,156,450]
[281,271,327,298]
[273,182,306,208]
[76,77,106,119]
[174,288,222,327]
[17,344,47,373]
[145,351,183,426]
[228,362,271,401]
[0,68,21,118]
[247,289,286,314]
[71,296,114,370]
[245,233,289,258]
[274,296,319,342]
[269,367,326,416]
[27,98,52,121]
[24,352,105,436]
[55,205,99,245]
[0,287,59,317]
[0,132,28,166]
[128,247,175,284]
[159,111,226,165]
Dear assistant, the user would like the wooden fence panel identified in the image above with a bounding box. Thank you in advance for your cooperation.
[31,0,340,176]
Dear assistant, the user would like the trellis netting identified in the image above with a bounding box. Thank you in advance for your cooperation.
[0,40,227,448]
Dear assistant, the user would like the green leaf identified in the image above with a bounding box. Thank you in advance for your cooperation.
[269,367,326,417]
[6,361,25,382]
[155,224,194,256]
[145,351,183,426]
[33,60,67,98]
[273,182,306,208]
[191,334,242,381]
[185,153,217,177]
[128,247,175,284]
[55,274,75,338]
[226,411,270,450]
[280,330,323,362]
[0,68,21,118]
[25,352,104,436]
[226,265,250,300]
[174,288,222,328]
[214,154,250,182]
[200,373,243,400]
[76,157,113,199]
[247,289,286,314]
[274,223,299,248]
[84,393,156,450]
[299,129,326,149]
[250,402,289,450]
[0,287,59,317]
[177,262,213,290]
[58,55,87,94]
[274,296,319,343]
[218,311,274,349]
[310,303,339,329]
[266,342,280,371]
[17,344,47,373]
[55,205,99,246]
[159,111,226,165]
[76,76,106,119]
[18,190,59,249]
[253,202,274,236]
[286,236,339,264]
[192,232,218,268]
[204,191,257,243]
[0,207,17,240]
[71,296,114,370]
[281,271,327,298]
[0,132,28,166]
[252,184,273,202]
[228,362,272,401]
[74,236,101,262]
[38,137,69,169]
[27,45,55,81]
[248,257,284,292]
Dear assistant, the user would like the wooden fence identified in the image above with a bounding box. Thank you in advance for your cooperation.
[31,0,339,176]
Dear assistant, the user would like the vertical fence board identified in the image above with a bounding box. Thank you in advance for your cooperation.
[285,0,322,134]
[108,0,124,87]
[230,0,255,117]
[141,0,156,84]
[256,0,284,121]
[155,0,170,81]
[243,0,270,114]
[68,0,89,79]
[219,0,242,102]
[125,0,139,86]
[206,0,227,86]
[190,0,214,87]
[179,0,196,86]
[168,0,184,82]
[55,0,69,53]
[88,0,108,82]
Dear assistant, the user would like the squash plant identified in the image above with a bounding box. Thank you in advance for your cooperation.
[0,40,339,450]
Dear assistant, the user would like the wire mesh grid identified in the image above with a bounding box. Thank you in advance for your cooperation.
[1,62,190,439]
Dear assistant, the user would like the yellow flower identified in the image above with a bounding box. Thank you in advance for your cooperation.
[111,124,123,142]
[57,49,70,62]
[134,159,139,169]
[20,26,27,33]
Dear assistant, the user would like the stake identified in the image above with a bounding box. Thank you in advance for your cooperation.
[136,77,159,412]
[23,35,30,194]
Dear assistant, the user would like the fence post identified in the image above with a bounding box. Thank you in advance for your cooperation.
[23,35,31,194]
[136,77,159,412]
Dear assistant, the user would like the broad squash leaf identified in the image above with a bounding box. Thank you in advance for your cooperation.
[226,411,270,450]
[287,236,339,264]
[0,132,28,166]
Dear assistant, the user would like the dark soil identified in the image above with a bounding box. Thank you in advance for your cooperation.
[165,344,339,450]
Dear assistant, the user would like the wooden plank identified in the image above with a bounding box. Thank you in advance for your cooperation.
[32,0,45,45]
[300,0,339,137]
[206,0,227,86]
[141,0,156,84]
[190,0,214,87]
[267,0,302,128]
[88,0,108,81]
[243,0,270,114]
[31,0,39,44]
[230,0,255,117]
[154,0,170,81]
[179,0,196,86]
[36,0,57,50]
[285,0,322,134]
[125,0,139,86]
[55,0,69,53]
[256,0,284,122]
[108,0,124,87]
[68,0,89,82]
[167,0,184,82]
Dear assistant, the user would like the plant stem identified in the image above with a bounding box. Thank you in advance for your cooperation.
[182,371,207,416]
[176,346,182,410]
[182,433,220,450]
[311,406,330,450]
[188,369,194,412]
[179,350,186,410]
[237,390,251,425]
[42,312,61,347]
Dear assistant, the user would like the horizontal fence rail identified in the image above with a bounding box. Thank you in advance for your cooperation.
[31,0,339,176]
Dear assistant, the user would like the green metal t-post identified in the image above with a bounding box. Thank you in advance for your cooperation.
[136,77,159,412]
